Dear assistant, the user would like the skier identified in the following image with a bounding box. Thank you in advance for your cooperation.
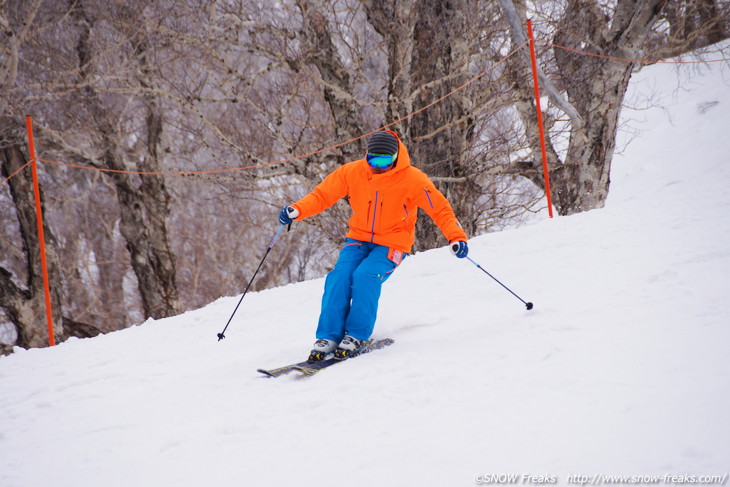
[278,130,468,360]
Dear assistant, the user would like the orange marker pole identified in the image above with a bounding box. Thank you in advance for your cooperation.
[26,116,55,346]
[526,20,554,218]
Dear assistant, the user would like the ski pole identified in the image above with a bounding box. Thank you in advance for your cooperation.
[217,224,288,341]
[465,256,534,310]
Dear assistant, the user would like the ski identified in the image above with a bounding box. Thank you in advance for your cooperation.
[257,338,394,378]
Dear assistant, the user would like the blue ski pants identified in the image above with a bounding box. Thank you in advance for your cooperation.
[316,239,402,342]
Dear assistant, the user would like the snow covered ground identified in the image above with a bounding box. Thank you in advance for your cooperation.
[1,52,729,487]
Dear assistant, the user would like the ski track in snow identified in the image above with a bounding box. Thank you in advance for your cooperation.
[1,52,729,487]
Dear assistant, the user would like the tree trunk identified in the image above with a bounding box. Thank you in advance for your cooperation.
[363,0,478,251]
[72,2,181,319]
[503,0,671,215]
[547,0,667,214]
[407,0,478,250]
[296,0,366,160]
[0,141,64,348]
[549,62,633,214]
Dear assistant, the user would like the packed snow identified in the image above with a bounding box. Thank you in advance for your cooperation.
[1,52,729,487]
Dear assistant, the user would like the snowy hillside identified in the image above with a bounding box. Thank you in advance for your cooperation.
[2,54,729,487]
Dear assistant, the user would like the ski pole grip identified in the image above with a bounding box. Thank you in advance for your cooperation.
[268,224,286,248]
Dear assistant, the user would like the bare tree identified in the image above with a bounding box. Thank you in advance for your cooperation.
[0,1,105,349]
[63,1,182,318]
[498,0,730,215]
[1,0,185,348]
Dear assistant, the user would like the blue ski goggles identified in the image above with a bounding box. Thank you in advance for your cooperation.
[366,152,397,169]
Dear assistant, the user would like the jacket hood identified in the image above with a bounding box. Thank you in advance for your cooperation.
[388,130,412,173]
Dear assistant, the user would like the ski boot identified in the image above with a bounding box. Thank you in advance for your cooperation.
[334,335,363,359]
[308,338,337,361]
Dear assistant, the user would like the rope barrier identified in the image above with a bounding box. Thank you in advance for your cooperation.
[2,42,528,183]
[1,160,32,186]
[541,39,730,65]
[36,157,270,176]
[3,36,728,186]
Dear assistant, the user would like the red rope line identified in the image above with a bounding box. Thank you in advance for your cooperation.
[541,39,730,65]
[15,36,727,183]
[36,157,267,176]
[1,160,32,185]
[5,41,528,181]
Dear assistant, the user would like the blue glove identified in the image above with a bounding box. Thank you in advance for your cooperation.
[449,240,468,258]
[278,206,299,225]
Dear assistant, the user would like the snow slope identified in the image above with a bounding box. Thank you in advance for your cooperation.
[1,55,729,487]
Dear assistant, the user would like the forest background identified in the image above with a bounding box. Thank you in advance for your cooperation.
[1,0,728,351]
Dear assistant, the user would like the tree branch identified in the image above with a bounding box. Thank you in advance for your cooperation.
[498,0,586,139]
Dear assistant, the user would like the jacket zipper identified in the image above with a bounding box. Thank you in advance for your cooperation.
[424,188,434,208]
[370,191,379,242]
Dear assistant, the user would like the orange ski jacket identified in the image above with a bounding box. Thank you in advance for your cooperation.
[292,131,467,254]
